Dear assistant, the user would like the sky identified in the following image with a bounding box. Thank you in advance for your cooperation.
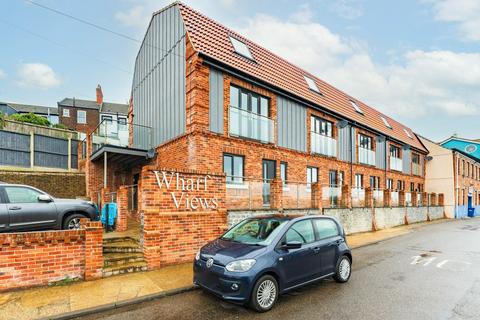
[0,0,479,141]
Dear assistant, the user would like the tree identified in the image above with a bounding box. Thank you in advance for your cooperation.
[8,113,51,127]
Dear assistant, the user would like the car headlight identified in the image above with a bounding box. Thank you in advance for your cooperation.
[225,259,256,272]
[195,251,201,261]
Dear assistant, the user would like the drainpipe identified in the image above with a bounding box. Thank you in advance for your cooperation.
[350,126,353,186]
[454,151,458,219]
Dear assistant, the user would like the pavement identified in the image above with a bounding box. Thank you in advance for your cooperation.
[0,218,457,320]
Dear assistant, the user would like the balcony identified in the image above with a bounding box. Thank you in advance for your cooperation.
[390,157,402,171]
[229,106,274,143]
[311,132,337,157]
[92,119,152,152]
[358,147,375,166]
[412,162,422,176]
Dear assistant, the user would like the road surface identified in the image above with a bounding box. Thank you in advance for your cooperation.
[75,219,480,320]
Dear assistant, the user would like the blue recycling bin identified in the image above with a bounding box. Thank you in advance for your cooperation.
[468,207,475,218]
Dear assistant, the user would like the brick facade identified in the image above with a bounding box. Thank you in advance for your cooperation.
[0,220,103,292]
[139,166,227,269]
[58,106,99,134]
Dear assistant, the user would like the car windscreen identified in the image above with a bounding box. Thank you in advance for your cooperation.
[221,217,288,246]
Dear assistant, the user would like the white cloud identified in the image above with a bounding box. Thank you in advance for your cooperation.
[16,63,61,89]
[330,0,363,20]
[425,0,480,42]
[115,5,151,28]
[234,9,480,118]
[0,69,6,80]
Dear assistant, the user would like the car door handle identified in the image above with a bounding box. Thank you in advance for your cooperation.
[9,206,22,210]
[313,247,321,254]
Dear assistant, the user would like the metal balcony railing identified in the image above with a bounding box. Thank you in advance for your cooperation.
[358,147,375,166]
[311,132,337,157]
[229,106,274,143]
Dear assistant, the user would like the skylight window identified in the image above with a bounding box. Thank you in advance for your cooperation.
[381,116,392,129]
[304,76,320,93]
[229,36,254,60]
[350,100,363,114]
[404,128,413,139]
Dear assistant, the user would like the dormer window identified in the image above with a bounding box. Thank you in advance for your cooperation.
[381,116,392,129]
[404,128,413,139]
[350,100,363,114]
[304,76,321,93]
[229,36,254,60]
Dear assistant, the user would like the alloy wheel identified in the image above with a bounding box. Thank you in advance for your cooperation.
[339,257,351,281]
[68,218,81,230]
[256,279,277,309]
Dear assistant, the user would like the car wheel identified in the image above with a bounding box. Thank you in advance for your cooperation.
[334,255,352,283]
[63,214,85,230]
[250,275,279,312]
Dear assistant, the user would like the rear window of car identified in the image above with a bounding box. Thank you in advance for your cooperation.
[313,219,340,240]
[284,220,315,244]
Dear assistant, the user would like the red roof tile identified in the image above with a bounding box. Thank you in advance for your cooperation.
[175,2,427,152]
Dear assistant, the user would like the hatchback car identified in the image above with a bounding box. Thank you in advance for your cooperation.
[0,183,99,232]
[193,215,352,312]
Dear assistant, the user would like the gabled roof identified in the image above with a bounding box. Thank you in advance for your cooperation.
[1,102,58,115]
[58,98,128,115]
[174,2,427,152]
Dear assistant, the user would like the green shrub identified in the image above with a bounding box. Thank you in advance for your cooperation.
[8,112,51,127]
[0,112,4,129]
[53,123,68,130]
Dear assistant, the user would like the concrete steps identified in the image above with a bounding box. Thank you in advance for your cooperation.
[102,236,146,278]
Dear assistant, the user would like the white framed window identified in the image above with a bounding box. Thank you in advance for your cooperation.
[229,36,254,60]
[381,116,392,129]
[63,108,70,117]
[77,110,86,124]
[350,100,363,114]
[304,76,321,93]
[355,174,363,188]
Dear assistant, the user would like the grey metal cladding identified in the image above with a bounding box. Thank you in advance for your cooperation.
[402,145,411,174]
[0,131,30,167]
[350,126,357,163]
[338,124,350,162]
[277,96,306,152]
[209,68,224,134]
[131,5,186,148]
[376,136,386,169]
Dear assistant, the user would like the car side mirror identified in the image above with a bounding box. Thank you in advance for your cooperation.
[281,241,302,250]
[38,194,52,202]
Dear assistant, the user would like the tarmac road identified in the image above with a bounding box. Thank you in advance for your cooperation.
[74,218,480,320]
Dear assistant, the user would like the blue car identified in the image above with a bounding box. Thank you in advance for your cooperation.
[193,215,352,312]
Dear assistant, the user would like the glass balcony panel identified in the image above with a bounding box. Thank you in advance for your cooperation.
[390,157,402,171]
[229,106,274,143]
[311,132,337,157]
[358,147,376,166]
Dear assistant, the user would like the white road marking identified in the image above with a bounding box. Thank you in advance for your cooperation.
[410,256,473,272]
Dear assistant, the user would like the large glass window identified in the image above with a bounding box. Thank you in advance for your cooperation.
[390,145,400,158]
[355,174,363,188]
[311,116,333,137]
[230,85,269,117]
[412,153,420,164]
[280,162,287,185]
[313,219,339,240]
[307,167,318,189]
[284,220,315,244]
[370,176,380,189]
[358,134,373,150]
[223,154,244,184]
[5,187,42,203]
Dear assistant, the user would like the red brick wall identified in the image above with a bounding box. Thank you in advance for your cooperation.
[0,220,103,292]
[139,166,227,269]
[59,106,99,134]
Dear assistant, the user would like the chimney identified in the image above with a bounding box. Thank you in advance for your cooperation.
[96,84,103,106]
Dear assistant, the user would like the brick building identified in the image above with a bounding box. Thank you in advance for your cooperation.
[421,136,480,218]
[81,2,440,269]
[58,85,129,134]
